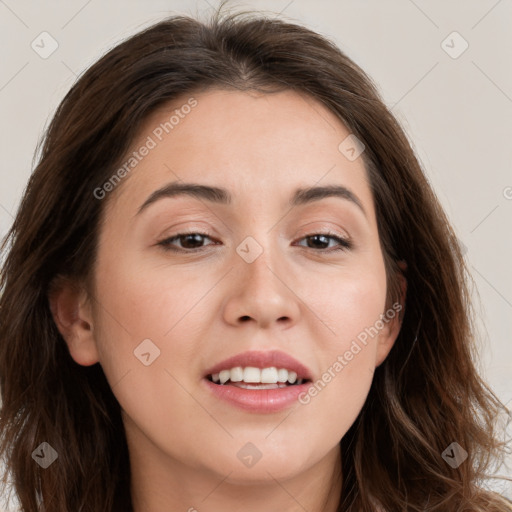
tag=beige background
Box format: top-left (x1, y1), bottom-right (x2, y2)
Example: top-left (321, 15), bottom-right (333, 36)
top-left (0, 0), bottom-right (511, 508)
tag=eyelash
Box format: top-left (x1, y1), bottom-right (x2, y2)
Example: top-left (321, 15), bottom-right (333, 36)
top-left (157, 230), bottom-right (353, 254)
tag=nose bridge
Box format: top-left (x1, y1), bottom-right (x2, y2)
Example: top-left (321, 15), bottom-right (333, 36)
top-left (237, 232), bottom-right (284, 301)
top-left (222, 230), bottom-right (300, 328)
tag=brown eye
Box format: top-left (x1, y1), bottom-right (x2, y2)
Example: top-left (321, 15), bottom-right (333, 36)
top-left (295, 232), bottom-right (352, 252)
top-left (158, 232), bottom-right (216, 252)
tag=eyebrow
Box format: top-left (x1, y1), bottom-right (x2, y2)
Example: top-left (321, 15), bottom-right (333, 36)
top-left (135, 182), bottom-right (366, 217)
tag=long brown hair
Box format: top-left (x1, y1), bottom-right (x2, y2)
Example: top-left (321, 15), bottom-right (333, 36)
top-left (0, 5), bottom-right (510, 511)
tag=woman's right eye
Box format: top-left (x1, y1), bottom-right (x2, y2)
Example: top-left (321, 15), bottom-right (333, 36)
top-left (157, 232), bottom-right (216, 252)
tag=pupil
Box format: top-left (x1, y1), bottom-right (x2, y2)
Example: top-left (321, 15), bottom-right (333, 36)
top-left (181, 234), bottom-right (203, 248)
top-left (309, 234), bottom-right (328, 249)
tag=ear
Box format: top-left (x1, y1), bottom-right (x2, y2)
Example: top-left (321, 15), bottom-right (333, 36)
top-left (48, 276), bottom-right (99, 366)
top-left (375, 260), bottom-right (407, 367)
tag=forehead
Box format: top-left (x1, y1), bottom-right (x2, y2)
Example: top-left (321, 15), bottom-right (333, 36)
top-left (105, 88), bottom-right (374, 219)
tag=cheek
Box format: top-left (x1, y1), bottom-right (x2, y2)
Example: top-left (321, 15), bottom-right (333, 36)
top-left (90, 253), bottom-right (223, 409)
top-left (90, 257), bottom-right (211, 457)
top-left (93, 254), bottom-right (206, 344)
top-left (310, 258), bottom-right (388, 355)
top-left (297, 267), bottom-right (387, 432)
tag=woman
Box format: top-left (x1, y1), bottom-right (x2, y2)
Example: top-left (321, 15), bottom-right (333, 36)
top-left (0, 6), bottom-right (510, 512)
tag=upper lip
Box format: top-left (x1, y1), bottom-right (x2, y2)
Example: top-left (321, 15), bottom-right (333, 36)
top-left (203, 350), bottom-right (313, 381)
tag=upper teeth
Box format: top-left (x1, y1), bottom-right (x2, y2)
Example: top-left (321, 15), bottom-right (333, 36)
top-left (211, 367), bottom-right (300, 385)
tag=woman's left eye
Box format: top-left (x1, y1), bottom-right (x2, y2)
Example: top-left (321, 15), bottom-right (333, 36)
top-left (294, 232), bottom-right (352, 252)
top-left (157, 231), bottom-right (352, 253)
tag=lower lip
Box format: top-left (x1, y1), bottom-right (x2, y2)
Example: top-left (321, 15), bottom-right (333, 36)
top-left (203, 378), bottom-right (312, 413)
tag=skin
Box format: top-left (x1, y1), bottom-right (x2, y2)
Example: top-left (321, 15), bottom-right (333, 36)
top-left (50, 89), bottom-right (405, 511)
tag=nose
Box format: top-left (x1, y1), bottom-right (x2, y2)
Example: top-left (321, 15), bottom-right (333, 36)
top-left (221, 241), bottom-right (301, 330)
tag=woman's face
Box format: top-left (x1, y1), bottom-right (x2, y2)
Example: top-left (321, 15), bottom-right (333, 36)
top-left (64, 89), bottom-right (402, 485)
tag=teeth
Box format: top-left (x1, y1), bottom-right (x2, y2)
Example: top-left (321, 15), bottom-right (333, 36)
top-left (261, 367), bottom-right (278, 384)
top-left (277, 368), bottom-right (288, 383)
top-left (219, 370), bottom-right (230, 384)
top-left (230, 366), bottom-right (243, 382)
top-left (209, 366), bottom-right (304, 385)
top-left (243, 367), bottom-right (261, 383)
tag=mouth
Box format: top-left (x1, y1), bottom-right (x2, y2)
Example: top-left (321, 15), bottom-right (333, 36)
top-left (206, 366), bottom-right (311, 389)
top-left (202, 350), bottom-right (314, 413)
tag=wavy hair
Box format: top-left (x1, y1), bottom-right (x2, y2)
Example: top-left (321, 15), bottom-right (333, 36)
top-left (0, 5), bottom-right (510, 511)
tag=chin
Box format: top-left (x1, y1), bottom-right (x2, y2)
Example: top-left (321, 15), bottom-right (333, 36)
top-left (198, 444), bottom-right (318, 484)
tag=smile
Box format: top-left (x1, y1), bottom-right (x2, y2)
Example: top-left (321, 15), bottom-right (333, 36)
top-left (208, 366), bottom-right (306, 386)
top-left (203, 350), bottom-right (313, 413)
